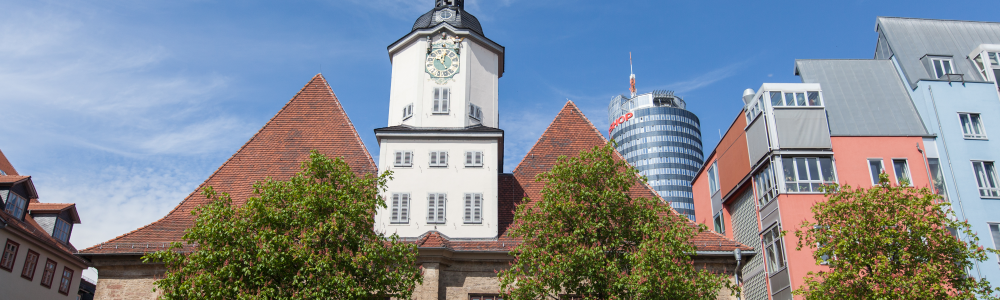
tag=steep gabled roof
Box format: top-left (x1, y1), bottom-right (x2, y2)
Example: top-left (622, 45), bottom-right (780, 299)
top-left (876, 17), bottom-right (1000, 86)
top-left (0, 148), bottom-right (17, 176)
top-left (80, 74), bottom-right (376, 254)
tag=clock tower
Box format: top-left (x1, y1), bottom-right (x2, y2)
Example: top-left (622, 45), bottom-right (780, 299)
top-left (374, 0), bottom-right (505, 239)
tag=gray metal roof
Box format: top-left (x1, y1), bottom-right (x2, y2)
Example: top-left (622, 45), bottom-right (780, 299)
top-left (412, 7), bottom-right (484, 36)
top-left (876, 17), bottom-right (1000, 87)
top-left (795, 59), bottom-right (929, 137)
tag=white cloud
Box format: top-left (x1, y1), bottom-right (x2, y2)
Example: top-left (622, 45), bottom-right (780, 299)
top-left (651, 60), bottom-right (749, 94)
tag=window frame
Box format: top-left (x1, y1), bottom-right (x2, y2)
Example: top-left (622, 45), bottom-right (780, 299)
top-left (767, 90), bottom-right (823, 107)
top-left (707, 162), bottom-right (720, 195)
top-left (932, 58), bottom-right (955, 79)
top-left (54, 218), bottom-right (72, 243)
top-left (464, 151), bottom-right (484, 167)
top-left (468, 103), bottom-right (483, 121)
top-left (958, 112), bottom-right (988, 140)
top-left (469, 294), bottom-right (502, 300)
top-left (4, 192), bottom-right (28, 220)
top-left (393, 151), bottom-right (413, 167)
top-left (763, 225), bottom-right (787, 275)
top-left (754, 163), bottom-right (778, 206)
top-left (21, 249), bottom-right (39, 280)
top-left (432, 87), bottom-right (450, 114)
top-left (868, 158), bottom-right (886, 185)
top-left (429, 151), bottom-right (449, 167)
top-left (402, 103), bottom-right (413, 120)
top-left (1, 239), bottom-right (20, 272)
top-left (58, 266), bottom-right (74, 295)
top-left (463, 193), bottom-right (483, 224)
top-left (989, 223), bottom-right (1000, 268)
top-left (891, 158), bottom-right (913, 186)
top-left (713, 212), bottom-right (725, 234)
top-left (40, 259), bottom-right (57, 288)
top-left (781, 156), bottom-right (837, 193)
top-left (390, 193), bottom-right (411, 224)
top-left (972, 160), bottom-right (1000, 199)
top-left (427, 193), bottom-right (447, 224)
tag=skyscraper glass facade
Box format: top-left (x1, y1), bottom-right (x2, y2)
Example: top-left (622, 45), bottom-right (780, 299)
top-left (608, 91), bottom-right (703, 220)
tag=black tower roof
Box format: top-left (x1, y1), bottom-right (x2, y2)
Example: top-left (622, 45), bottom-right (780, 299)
top-left (411, 0), bottom-right (483, 36)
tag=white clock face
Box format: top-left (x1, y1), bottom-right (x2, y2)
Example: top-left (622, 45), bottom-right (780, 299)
top-left (425, 48), bottom-right (460, 78)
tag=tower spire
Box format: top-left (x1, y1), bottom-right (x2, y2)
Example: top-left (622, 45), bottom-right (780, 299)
top-left (629, 52), bottom-right (637, 98)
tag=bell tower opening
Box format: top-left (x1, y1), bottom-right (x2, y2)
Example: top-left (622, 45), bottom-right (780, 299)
top-left (435, 0), bottom-right (463, 8)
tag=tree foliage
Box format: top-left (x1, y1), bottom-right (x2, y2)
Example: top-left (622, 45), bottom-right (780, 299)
top-left (794, 174), bottom-right (1000, 299)
top-left (498, 143), bottom-right (735, 300)
top-left (143, 151), bottom-right (422, 300)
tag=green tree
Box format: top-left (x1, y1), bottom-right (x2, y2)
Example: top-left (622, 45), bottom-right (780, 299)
top-left (143, 151), bottom-right (422, 300)
top-left (794, 174), bottom-right (1000, 299)
top-left (498, 143), bottom-right (736, 300)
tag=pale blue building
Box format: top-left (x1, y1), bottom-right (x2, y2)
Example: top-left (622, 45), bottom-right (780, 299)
top-left (875, 16), bottom-right (1000, 287)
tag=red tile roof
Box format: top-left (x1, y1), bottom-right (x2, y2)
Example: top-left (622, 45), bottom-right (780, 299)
top-left (80, 74), bottom-right (377, 254)
top-left (0, 148), bottom-right (18, 176)
top-left (0, 175), bottom-right (30, 184)
top-left (27, 203), bottom-right (81, 224)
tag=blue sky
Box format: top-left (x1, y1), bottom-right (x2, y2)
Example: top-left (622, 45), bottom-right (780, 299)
top-left (1, 0), bottom-right (997, 278)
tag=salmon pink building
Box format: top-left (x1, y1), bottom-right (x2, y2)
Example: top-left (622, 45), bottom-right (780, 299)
top-left (692, 59), bottom-right (936, 300)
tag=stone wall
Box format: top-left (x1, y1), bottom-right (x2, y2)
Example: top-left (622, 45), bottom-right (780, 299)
top-left (89, 255), bottom-right (165, 300)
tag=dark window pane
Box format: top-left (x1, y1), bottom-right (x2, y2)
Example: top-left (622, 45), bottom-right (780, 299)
top-left (796, 158), bottom-right (809, 180)
top-left (807, 158), bottom-right (820, 180)
top-left (820, 158), bottom-right (835, 182)
top-left (807, 91), bottom-right (821, 106)
top-left (770, 91), bottom-right (783, 106)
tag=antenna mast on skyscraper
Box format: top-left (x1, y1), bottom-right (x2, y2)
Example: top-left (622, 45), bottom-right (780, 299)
top-left (629, 52), bottom-right (637, 98)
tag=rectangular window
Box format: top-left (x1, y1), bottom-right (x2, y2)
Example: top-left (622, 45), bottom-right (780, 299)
top-left (469, 103), bottom-right (483, 120)
top-left (755, 164), bottom-right (778, 206)
top-left (427, 193), bottom-right (446, 224)
top-left (464, 151), bottom-right (483, 167)
top-left (464, 193), bottom-right (482, 224)
top-left (429, 151), bottom-right (448, 167)
top-left (769, 91), bottom-right (823, 107)
top-left (402, 103), bottom-right (413, 120)
top-left (470, 294), bottom-right (502, 300)
top-left (707, 162), bottom-right (720, 194)
top-left (763, 225), bottom-right (786, 274)
top-left (869, 159), bottom-right (885, 185)
top-left (433, 88), bottom-right (450, 114)
top-left (393, 151), bottom-right (413, 167)
top-left (54, 218), bottom-right (72, 243)
top-left (959, 113), bottom-right (987, 139)
top-left (58, 267), bottom-right (73, 295)
top-left (40, 259), bottom-right (56, 288)
top-left (4, 192), bottom-right (27, 219)
top-left (932, 58), bottom-right (954, 79)
top-left (713, 212), bottom-right (725, 234)
top-left (928, 158), bottom-right (949, 202)
top-left (390, 193), bottom-right (410, 224)
top-left (990, 223), bottom-right (1000, 266)
top-left (782, 157), bottom-right (836, 193)
top-left (972, 161), bottom-right (1000, 198)
top-left (21, 249), bottom-right (39, 280)
top-left (0, 239), bottom-right (19, 271)
top-left (892, 159), bottom-right (912, 186)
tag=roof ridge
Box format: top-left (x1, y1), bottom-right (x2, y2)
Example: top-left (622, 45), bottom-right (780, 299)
top-left (513, 100), bottom-right (605, 174)
top-left (878, 16), bottom-right (1000, 25)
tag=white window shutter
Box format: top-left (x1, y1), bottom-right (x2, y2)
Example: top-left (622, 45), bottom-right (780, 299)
top-left (437, 194), bottom-right (446, 223)
top-left (391, 194), bottom-right (399, 223)
top-left (475, 152), bottom-right (482, 165)
top-left (400, 194), bottom-right (409, 223)
top-left (466, 151), bottom-right (473, 165)
top-left (464, 194), bottom-right (472, 222)
top-left (404, 151), bottom-right (412, 166)
top-left (427, 194), bottom-right (436, 223)
top-left (430, 152), bottom-right (437, 165)
top-left (474, 193), bottom-right (482, 223)
top-left (394, 152), bottom-right (402, 166)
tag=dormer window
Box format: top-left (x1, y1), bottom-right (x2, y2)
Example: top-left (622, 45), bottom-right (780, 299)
top-left (4, 192), bottom-right (27, 220)
top-left (469, 103), bottom-right (483, 121)
top-left (932, 58), bottom-right (954, 79)
top-left (53, 218), bottom-right (72, 243)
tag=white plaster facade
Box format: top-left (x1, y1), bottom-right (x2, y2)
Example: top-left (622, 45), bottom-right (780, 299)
top-left (377, 23), bottom-right (505, 239)
top-left (0, 229), bottom-right (85, 300)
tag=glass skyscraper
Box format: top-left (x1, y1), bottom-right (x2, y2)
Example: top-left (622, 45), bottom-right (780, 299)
top-left (608, 90), bottom-right (703, 220)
